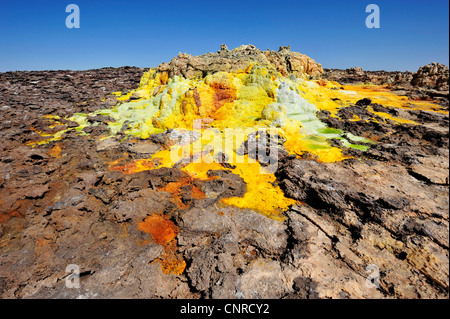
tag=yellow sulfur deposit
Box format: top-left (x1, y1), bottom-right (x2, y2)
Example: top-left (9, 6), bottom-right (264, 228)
top-left (182, 156), bottom-right (297, 222)
top-left (31, 63), bottom-right (447, 220)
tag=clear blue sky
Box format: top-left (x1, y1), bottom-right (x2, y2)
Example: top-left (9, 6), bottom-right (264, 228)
top-left (0, 0), bottom-right (448, 72)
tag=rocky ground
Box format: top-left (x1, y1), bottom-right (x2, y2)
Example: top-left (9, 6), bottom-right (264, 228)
top-left (323, 63), bottom-right (449, 108)
top-left (0, 48), bottom-right (448, 299)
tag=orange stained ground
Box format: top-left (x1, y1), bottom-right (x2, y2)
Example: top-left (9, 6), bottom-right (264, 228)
top-left (138, 214), bottom-right (179, 246)
top-left (0, 209), bottom-right (24, 224)
top-left (158, 176), bottom-right (207, 209)
top-left (158, 242), bottom-right (187, 275)
top-left (48, 144), bottom-right (62, 158)
top-left (137, 214), bottom-right (186, 275)
top-left (109, 158), bottom-right (156, 174)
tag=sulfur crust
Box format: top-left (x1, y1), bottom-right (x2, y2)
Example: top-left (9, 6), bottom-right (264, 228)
top-left (31, 65), bottom-right (448, 220)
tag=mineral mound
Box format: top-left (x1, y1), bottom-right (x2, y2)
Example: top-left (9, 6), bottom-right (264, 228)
top-left (0, 45), bottom-right (448, 299)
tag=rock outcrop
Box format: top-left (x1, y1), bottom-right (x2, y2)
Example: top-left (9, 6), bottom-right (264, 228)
top-left (157, 44), bottom-right (324, 79)
top-left (411, 62), bottom-right (449, 91)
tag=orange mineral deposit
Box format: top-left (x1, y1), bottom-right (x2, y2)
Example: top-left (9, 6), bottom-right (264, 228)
top-left (137, 214), bottom-right (179, 246)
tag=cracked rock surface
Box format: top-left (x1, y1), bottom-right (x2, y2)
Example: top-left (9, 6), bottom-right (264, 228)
top-left (0, 60), bottom-right (448, 299)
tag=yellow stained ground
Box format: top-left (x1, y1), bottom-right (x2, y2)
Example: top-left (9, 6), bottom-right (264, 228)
top-left (29, 65), bottom-right (448, 220)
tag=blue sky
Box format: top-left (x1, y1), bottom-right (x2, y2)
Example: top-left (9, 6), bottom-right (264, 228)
top-left (0, 0), bottom-right (448, 72)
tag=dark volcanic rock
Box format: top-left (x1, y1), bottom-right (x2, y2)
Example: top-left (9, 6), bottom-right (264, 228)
top-left (276, 157), bottom-right (449, 296)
